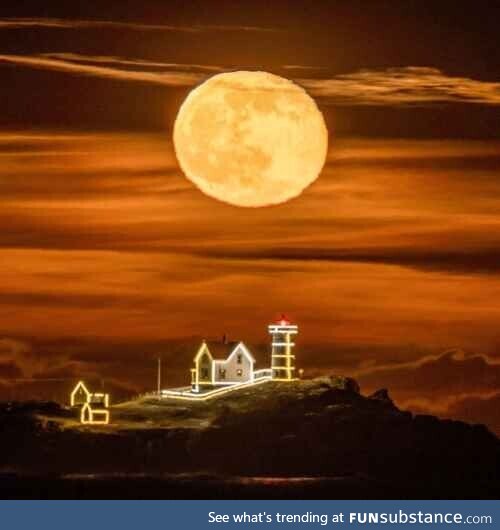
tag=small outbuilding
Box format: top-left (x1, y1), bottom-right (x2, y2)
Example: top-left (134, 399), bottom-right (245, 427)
top-left (80, 402), bottom-right (110, 425)
top-left (69, 381), bottom-right (111, 424)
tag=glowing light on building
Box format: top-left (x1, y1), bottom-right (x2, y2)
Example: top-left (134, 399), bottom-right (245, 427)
top-left (70, 381), bottom-right (111, 425)
top-left (269, 315), bottom-right (298, 381)
top-left (70, 380), bottom-right (90, 407)
top-left (80, 402), bottom-right (110, 425)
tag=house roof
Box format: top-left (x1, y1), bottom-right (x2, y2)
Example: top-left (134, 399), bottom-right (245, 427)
top-left (205, 341), bottom-right (240, 360)
top-left (72, 381), bottom-right (90, 395)
top-left (70, 380), bottom-right (91, 406)
top-left (211, 341), bottom-right (256, 363)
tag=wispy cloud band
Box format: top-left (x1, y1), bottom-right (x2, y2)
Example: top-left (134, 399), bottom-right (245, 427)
top-left (41, 53), bottom-right (225, 73)
top-left (0, 53), bottom-right (499, 106)
top-left (0, 53), bottom-right (204, 87)
top-left (0, 17), bottom-right (280, 33)
top-left (300, 67), bottom-right (500, 105)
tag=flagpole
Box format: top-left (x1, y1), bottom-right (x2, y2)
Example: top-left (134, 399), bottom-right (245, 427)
top-left (157, 356), bottom-right (161, 396)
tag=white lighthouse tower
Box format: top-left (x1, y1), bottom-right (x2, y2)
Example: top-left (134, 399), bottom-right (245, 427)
top-left (268, 315), bottom-right (298, 381)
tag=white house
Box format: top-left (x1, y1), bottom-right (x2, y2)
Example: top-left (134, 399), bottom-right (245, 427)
top-left (191, 340), bottom-right (255, 393)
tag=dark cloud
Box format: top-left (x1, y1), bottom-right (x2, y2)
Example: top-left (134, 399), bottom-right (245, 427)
top-left (0, 291), bottom-right (160, 310)
top-left (191, 246), bottom-right (500, 275)
top-left (0, 337), bottom-right (32, 358)
top-left (357, 350), bottom-right (500, 396)
top-left (402, 391), bottom-right (500, 437)
top-left (357, 350), bottom-right (500, 435)
top-left (0, 334), bottom-right (150, 402)
top-left (0, 361), bottom-right (23, 379)
top-left (447, 392), bottom-right (500, 436)
top-left (3, 219), bottom-right (499, 274)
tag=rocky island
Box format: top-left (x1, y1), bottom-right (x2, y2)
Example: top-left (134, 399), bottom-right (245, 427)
top-left (1, 376), bottom-right (498, 499)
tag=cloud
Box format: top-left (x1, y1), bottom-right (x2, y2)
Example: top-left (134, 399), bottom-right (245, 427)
top-left (188, 246), bottom-right (500, 275)
top-left (357, 349), bottom-right (500, 395)
top-left (0, 17), bottom-right (279, 33)
top-left (0, 361), bottom-right (23, 379)
top-left (300, 67), bottom-right (500, 106)
top-left (41, 53), bottom-right (225, 74)
top-left (0, 337), bottom-right (32, 358)
top-left (0, 333), bottom-right (191, 402)
top-left (403, 391), bottom-right (500, 437)
top-left (357, 350), bottom-right (500, 435)
top-left (446, 392), bottom-right (500, 436)
top-left (0, 338), bottom-right (32, 379)
top-left (1, 53), bottom-right (499, 106)
top-left (0, 53), bottom-right (204, 87)
top-left (0, 292), bottom-right (160, 310)
top-left (0, 337), bottom-right (90, 384)
top-left (0, 334), bottom-right (140, 402)
top-left (355, 349), bottom-right (500, 436)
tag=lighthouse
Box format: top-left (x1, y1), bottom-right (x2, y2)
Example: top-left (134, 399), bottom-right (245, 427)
top-left (268, 315), bottom-right (298, 381)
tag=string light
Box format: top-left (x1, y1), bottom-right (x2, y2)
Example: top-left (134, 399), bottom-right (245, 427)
top-left (70, 380), bottom-right (111, 425)
top-left (80, 402), bottom-right (110, 425)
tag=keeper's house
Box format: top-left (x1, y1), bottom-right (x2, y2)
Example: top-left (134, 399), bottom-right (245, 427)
top-left (191, 339), bottom-right (255, 393)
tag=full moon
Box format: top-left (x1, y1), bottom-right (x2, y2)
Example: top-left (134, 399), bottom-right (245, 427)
top-left (173, 71), bottom-right (328, 207)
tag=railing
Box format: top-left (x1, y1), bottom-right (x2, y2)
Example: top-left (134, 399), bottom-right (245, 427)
top-left (254, 368), bottom-right (272, 380)
top-left (159, 377), bottom-right (272, 401)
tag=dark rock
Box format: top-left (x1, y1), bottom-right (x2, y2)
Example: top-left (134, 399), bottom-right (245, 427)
top-left (343, 377), bottom-right (361, 394)
top-left (321, 375), bottom-right (360, 393)
top-left (0, 377), bottom-right (498, 499)
top-left (369, 388), bottom-right (394, 405)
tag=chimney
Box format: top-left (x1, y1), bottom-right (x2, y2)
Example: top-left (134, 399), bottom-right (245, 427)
top-left (222, 333), bottom-right (228, 344)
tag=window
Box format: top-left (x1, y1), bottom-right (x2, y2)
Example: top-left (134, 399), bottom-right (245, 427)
top-left (201, 368), bottom-right (209, 379)
top-left (219, 368), bottom-right (226, 380)
top-left (237, 354), bottom-right (242, 364)
top-left (236, 369), bottom-right (243, 377)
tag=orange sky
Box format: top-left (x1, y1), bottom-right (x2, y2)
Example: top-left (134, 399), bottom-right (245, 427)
top-left (1, 131), bottom-right (499, 433)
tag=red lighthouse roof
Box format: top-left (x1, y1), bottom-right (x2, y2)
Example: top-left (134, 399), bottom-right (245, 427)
top-left (276, 314), bottom-right (291, 326)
